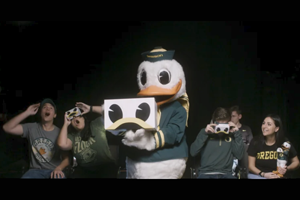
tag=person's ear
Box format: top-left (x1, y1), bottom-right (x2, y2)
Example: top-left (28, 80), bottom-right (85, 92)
top-left (275, 127), bottom-right (279, 133)
top-left (238, 114), bottom-right (242, 120)
top-left (54, 113), bottom-right (57, 118)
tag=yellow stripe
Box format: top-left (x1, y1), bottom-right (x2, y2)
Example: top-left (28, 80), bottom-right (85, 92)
top-left (177, 93), bottom-right (189, 127)
top-left (150, 48), bottom-right (167, 52)
top-left (107, 117), bottom-right (153, 130)
top-left (153, 108), bottom-right (162, 149)
top-left (154, 132), bottom-right (159, 149)
top-left (159, 130), bottom-right (165, 148)
top-left (215, 131), bottom-right (229, 134)
top-left (157, 108), bottom-right (161, 128)
top-left (118, 131), bottom-right (126, 136)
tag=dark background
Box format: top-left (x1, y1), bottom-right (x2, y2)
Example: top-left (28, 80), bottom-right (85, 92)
top-left (0, 21), bottom-right (299, 178)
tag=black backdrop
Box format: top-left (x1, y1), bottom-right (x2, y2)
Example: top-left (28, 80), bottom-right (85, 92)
top-left (1, 21), bottom-right (299, 177)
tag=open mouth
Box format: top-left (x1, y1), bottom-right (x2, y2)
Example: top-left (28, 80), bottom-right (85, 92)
top-left (75, 119), bottom-right (80, 124)
top-left (45, 112), bottom-right (50, 117)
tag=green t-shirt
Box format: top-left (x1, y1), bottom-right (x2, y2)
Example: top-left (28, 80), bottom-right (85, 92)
top-left (68, 116), bottom-right (115, 171)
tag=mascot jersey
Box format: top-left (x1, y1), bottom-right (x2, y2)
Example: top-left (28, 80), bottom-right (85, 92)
top-left (120, 46), bottom-right (190, 178)
top-left (123, 99), bottom-right (188, 162)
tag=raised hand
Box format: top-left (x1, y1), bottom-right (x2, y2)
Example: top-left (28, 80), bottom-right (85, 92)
top-left (205, 123), bottom-right (217, 133)
top-left (75, 102), bottom-right (90, 115)
top-left (64, 112), bottom-right (71, 126)
top-left (26, 103), bottom-right (40, 116)
top-left (228, 121), bottom-right (239, 132)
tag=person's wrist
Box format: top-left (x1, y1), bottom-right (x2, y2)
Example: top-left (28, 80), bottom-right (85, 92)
top-left (24, 110), bottom-right (31, 116)
top-left (259, 171), bottom-right (264, 177)
top-left (89, 105), bottom-right (93, 113)
top-left (55, 167), bottom-right (62, 171)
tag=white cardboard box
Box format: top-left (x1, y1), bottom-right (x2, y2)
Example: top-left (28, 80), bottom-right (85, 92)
top-left (104, 97), bottom-right (157, 131)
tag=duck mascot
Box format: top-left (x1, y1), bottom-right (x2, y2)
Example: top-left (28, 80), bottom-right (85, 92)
top-left (121, 46), bottom-right (190, 179)
top-left (272, 141), bottom-right (291, 178)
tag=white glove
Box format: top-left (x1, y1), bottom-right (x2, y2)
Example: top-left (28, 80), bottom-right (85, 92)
top-left (122, 128), bottom-right (155, 151)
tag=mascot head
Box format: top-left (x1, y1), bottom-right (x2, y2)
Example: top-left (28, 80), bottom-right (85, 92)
top-left (277, 147), bottom-right (283, 153)
top-left (136, 46), bottom-right (186, 106)
top-left (282, 141), bottom-right (291, 150)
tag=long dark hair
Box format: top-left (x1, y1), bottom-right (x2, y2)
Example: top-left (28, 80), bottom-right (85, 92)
top-left (68, 115), bottom-right (95, 141)
top-left (256, 113), bottom-right (286, 147)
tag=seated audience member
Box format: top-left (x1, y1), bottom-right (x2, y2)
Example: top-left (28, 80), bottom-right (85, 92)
top-left (190, 107), bottom-right (244, 179)
top-left (2, 98), bottom-right (69, 178)
top-left (247, 114), bottom-right (299, 179)
top-left (57, 102), bottom-right (121, 178)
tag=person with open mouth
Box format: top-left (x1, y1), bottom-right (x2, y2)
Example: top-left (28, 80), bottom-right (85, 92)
top-left (2, 98), bottom-right (70, 179)
top-left (57, 102), bottom-right (121, 178)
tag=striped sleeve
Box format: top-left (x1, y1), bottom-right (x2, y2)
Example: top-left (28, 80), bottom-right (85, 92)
top-left (153, 105), bottom-right (187, 149)
top-left (154, 128), bottom-right (165, 148)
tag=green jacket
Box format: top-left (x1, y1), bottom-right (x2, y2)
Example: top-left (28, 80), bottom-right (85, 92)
top-left (124, 100), bottom-right (189, 162)
top-left (190, 128), bottom-right (244, 174)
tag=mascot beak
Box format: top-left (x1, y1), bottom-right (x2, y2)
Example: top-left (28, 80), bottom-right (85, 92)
top-left (215, 131), bottom-right (229, 135)
top-left (107, 118), bottom-right (153, 130)
top-left (137, 80), bottom-right (182, 106)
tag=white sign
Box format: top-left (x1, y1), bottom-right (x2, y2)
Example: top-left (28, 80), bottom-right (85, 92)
top-left (104, 97), bottom-right (157, 131)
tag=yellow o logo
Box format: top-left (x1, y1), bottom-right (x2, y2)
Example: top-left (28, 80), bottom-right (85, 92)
top-left (225, 137), bottom-right (232, 142)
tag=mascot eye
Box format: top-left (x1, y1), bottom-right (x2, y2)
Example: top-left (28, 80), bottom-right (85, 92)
top-left (224, 128), bottom-right (228, 132)
top-left (108, 104), bottom-right (123, 123)
top-left (216, 128), bottom-right (220, 132)
top-left (140, 69), bottom-right (147, 86)
top-left (158, 69), bottom-right (171, 85)
top-left (136, 102), bottom-right (150, 122)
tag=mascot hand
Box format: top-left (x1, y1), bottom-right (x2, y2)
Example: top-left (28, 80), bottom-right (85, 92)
top-left (122, 129), bottom-right (155, 151)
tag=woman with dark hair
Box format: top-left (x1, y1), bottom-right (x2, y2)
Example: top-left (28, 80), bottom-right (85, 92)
top-left (247, 114), bottom-right (299, 179)
top-left (57, 102), bottom-right (121, 178)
